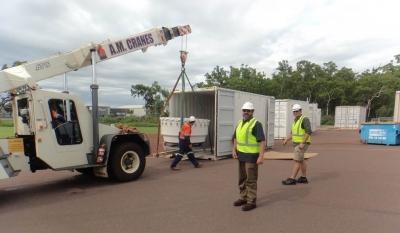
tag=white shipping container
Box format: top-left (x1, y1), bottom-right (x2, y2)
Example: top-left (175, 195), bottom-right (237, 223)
top-left (274, 99), bottom-right (310, 139)
top-left (308, 103), bottom-right (318, 132)
top-left (394, 91), bottom-right (400, 122)
top-left (167, 87), bottom-right (275, 160)
top-left (334, 106), bottom-right (367, 129)
top-left (317, 109), bottom-right (321, 126)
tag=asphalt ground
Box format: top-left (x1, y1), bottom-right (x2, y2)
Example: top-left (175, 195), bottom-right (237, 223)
top-left (0, 130), bottom-right (399, 233)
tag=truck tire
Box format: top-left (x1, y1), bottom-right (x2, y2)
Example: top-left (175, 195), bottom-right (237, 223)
top-left (107, 143), bottom-right (146, 182)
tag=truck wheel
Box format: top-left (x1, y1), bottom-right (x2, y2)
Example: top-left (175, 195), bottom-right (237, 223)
top-left (107, 143), bottom-right (146, 182)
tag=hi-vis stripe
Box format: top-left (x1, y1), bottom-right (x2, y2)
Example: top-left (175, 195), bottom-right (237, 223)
top-left (293, 116), bottom-right (305, 136)
top-left (237, 118), bottom-right (259, 147)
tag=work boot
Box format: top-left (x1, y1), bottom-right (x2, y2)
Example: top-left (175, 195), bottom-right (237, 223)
top-left (233, 199), bottom-right (247, 206)
top-left (170, 167), bottom-right (180, 171)
top-left (195, 163), bottom-right (203, 168)
top-left (242, 203), bottom-right (257, 211)
top-left (282, 178), bottom-right (297, 185)
top-left (297, 176), bottom-right (308, 184)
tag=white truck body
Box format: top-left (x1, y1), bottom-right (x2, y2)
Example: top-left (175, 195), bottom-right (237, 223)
top-left (0, 25), bottom-right (192, 181)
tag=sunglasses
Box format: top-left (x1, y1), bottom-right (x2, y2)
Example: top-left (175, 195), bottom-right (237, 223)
top-left (242, 109), bottom-right (252, 113)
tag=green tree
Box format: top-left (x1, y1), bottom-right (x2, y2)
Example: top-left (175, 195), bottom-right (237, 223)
top-left (3, 103), bottom-right (12, 113)
top-left (130, 81), bottom-right (169, 115)
top-left (12, 61), bottom-right (27, 67)
top-left (270, 60), bottom-right (293, 98)
top-left (394, 54), bottom-right (400, 64)
top-left (354, 72), bottom-right (394, 119)
top-left (292, 60), bottom-right (323, 102)
top-left (316, 62), bottom-right (353, 116)
top-left (196, 54), bottom-right (400, 121)
top-left (202, 65), bottom-right (230, 88)
top-left (200, 64), bottom-right (271, 95)
top-left (227, 64), bottom-right (269, 94)
top-left (334, 67), bottom-right (357, 106)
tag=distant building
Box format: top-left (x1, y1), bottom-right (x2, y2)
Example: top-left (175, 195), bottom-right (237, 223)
top-left (110, 108), bottom-right (129, 116)
top-left (86, 106), bottom-right (111, 117)
top-left (116, 105), bottom-right (146, 117)
top-left (85, 105), bottom-right (146, 117)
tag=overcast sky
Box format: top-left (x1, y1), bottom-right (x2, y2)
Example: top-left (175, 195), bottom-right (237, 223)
top-left (1, 0), bottom-right (399, 107)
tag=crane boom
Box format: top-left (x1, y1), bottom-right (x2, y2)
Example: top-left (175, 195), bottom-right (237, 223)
top-left (0, 25), bottom-right (191, 93)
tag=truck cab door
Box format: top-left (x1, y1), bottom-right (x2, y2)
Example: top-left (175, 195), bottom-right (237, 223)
top-left (33, 91), bottom-right (89, 169)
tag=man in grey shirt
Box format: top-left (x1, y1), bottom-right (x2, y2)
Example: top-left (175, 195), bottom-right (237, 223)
top-left (282, 104), bottom-right (312, 185)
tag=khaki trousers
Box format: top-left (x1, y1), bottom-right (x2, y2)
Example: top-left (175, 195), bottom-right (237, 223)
top-left (238, 161), bottom-right (258, 204)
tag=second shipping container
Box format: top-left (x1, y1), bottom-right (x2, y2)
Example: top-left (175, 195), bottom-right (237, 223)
top-left (274, 99), bottom-right (312, 139)
top-left (334, 106), bottom-right (366, 129)
top-left (166, 87), bottom-right (275, 160)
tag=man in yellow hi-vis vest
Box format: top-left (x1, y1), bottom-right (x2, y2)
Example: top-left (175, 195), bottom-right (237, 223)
top-left (282, 104), bottom-right (312, 185)
top-left (232, 102), bottom-right (265, 211)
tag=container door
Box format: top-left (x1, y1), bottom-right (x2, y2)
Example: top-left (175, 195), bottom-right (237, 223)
top-left (348, 106), bottom-right (359, 129)
top-left (360, 107), bottom-right (367, 125)
top-left (266, 98), bottom-right (275, 148)
top-left (334, 106), bottom-right (346, 128)
top-left (394, 91), bottom-right (400, 122)
top-left (309, 103), bottom-right (318, 132)
top-left (216, 90), bottom-right (235, 158)
top-left (274, 101), bottom-right (289, 139)
top-left (317, 109), bottom-right (321, 126)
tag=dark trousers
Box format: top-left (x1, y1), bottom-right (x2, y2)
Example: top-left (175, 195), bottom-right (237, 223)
top-left (170, 152), bottom-right (199, 168)
top-left (170, 140), bottom-right (199, 167)
top-left (238, 161), bottom-right (258, 204)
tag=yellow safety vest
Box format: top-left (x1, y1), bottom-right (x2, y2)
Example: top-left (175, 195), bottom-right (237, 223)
top-left (236, 118), bottom-right (260, 153)
top-left (292, 115), bottom-right (311, 143)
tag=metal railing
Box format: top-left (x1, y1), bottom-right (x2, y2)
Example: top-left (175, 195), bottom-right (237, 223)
top-left (371, 117), bottom-right (393, 122)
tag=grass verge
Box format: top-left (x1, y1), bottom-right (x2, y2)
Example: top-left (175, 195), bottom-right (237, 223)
top-left (0, 127), bottom-right (14, 138)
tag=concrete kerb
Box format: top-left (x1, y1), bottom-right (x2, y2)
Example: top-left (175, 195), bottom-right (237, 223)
top-left (317, 126), bottom-right (359, 131)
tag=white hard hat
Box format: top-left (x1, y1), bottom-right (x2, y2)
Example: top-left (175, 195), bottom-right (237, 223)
top-left (292, 104), bottom-right (302, 111)
top-left (189, 116), bottom-right (196, 122)
top-left (241, 102), bottom-right (254, 110)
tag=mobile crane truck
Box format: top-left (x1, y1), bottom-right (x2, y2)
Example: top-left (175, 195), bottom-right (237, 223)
top-left (0, 25), bottom-right (191, 182)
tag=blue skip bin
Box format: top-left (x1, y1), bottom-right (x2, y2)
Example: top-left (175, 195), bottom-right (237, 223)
top-left (359, 123), bottom-right (400, 146)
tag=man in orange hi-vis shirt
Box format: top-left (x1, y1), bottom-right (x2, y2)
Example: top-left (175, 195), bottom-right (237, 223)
top-left (170, 116), bottom-right (203, 170)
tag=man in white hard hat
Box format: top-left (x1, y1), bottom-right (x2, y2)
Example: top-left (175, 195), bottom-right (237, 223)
top-left (170, 116), bottom-right (203, 170)
top-left (232, 102), bottom-right (266, 211)
top-left (282, 104), bottom-right (312, 185)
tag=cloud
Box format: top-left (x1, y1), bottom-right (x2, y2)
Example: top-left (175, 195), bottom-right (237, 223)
top-left (1, 0), bottom-right (400, 107)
